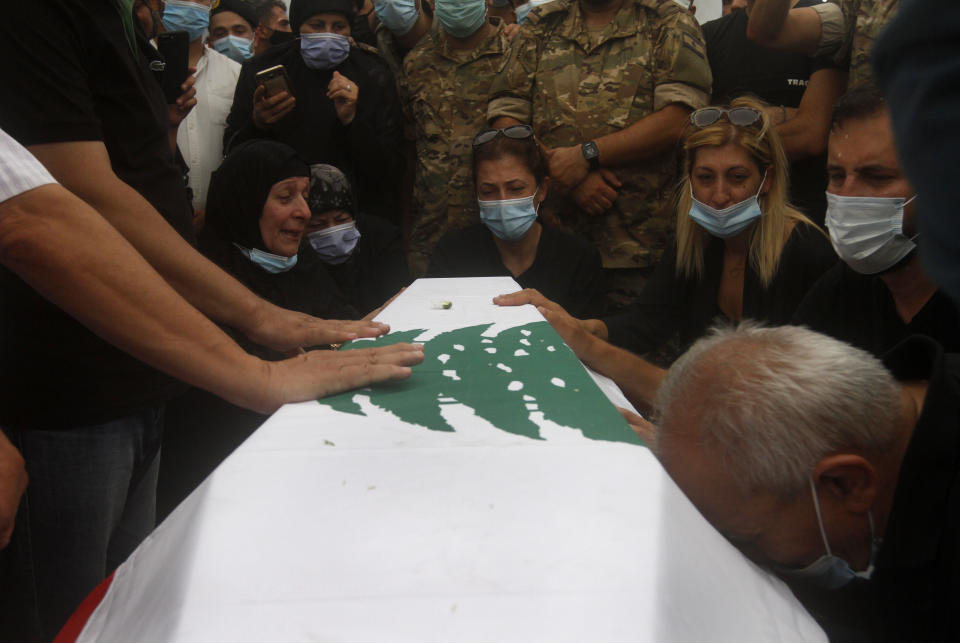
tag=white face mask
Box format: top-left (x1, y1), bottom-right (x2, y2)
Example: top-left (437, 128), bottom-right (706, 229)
top-left (774, 477), bottom-right (880, 589)
top-left (825, 192), bottom-right (919, 275)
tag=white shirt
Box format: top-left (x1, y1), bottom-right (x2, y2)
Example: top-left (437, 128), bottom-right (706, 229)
top-left (176, 46), bottom-right (241, 213)
top-left (0, 128), bottom-right (56, 204)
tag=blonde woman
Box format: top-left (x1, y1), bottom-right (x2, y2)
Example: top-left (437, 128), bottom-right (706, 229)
top-left (495, 97), bottom-right (837, 413)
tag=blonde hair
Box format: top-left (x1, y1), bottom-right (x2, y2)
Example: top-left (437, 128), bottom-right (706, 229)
top-left (675, 96), bottom-right (817, 287)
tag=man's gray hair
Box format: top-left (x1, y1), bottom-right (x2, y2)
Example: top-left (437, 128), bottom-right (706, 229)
top-left (654, 323), bottom-right (903, 497)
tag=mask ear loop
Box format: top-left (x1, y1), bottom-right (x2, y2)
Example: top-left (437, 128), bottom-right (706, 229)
top-left (755, 169), bottom-right (769, 198)
top-left (901, 194), bottom-right (920, 243)
top-left (809, 476), bottom-right (834, 556)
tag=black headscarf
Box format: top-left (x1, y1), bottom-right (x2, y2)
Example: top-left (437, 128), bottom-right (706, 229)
top-left (308, 163), bottom-right (357, 216)
top-left (211, 0), bottom-right (260, 29)
top-left (290, 0), bottom-right (356, 33)
top-left (205, 139), bottom-right (309, 252)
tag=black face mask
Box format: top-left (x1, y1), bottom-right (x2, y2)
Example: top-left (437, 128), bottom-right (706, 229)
top-left (268, 29), bottom-right (297, 46)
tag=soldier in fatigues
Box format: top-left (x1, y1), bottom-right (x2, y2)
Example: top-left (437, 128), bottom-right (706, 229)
top-left (402, 0), bottom-right (513, 276)
top-left (488, 0), bottom-right (711, 312)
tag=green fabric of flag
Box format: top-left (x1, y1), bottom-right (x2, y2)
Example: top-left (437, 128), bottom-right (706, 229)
top-left (113, 0), bottom-right (139, 56)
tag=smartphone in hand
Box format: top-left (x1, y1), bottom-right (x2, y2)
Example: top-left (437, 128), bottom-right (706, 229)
top-left (256, 65), bottom-right (294, 99)
top-left (157, 30), bottom-right (190, 104)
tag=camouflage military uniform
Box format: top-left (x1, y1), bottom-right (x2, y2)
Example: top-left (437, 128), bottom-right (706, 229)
top-left (402, 19), bottom-right (512, 276)
top-left (487, 0), bottom-right (711, 277)
top-left (837, 0), bottom-right (899, 89)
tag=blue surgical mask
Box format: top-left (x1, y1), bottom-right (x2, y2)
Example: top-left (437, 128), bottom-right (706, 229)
top-left (478, 189), bottom-right (539, 242)
top-left (775, 477), bottom-right (880, 590)
top-left (825, 192), bottom-right (918, 275)
top-left (300, 32), bottom-right (351, 70)
top-left (373, 0), bottom-right (420, 36)
top-left (234, 243), bottom-right (299, 273)
top-left (514, 2), bottom-right (532, 23)
top-left (435, 0), bottom-right (487, 38)
top-left (162, 0), bottom-right (210, 42)
top-left (688, 172), bottom-right (766, 239)
top-left (308, 221), bottom-right (361, 264)
top-left (212, 34), bottom-right (254, 63)
top-left (515, 0), bottom-right (550, 24)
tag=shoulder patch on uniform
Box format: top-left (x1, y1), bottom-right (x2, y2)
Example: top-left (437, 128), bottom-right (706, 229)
top-left (680, 31), bottom-right (705, 60)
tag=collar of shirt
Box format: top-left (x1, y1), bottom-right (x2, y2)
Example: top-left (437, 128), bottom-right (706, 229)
top-left (557, 0), bottom-right (643, 53)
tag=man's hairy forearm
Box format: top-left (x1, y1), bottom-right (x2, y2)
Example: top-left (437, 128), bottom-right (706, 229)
top-left (0, 184), bottom-right (273, 411)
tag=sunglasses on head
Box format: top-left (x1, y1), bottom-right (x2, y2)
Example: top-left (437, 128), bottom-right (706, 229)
top-left (690, 107), bottom-right (763, 128)
top-left (472, 125), bottom-right (535, 149)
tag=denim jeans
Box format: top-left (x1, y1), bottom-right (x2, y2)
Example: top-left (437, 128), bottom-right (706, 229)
top-left (0, 404), bottom-right (164, 642)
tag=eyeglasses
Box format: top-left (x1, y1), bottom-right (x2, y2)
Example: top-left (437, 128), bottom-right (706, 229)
top-left (690, 107), bottom-right (763, 128)
top-left (472, 125), bottom-right (535, 149)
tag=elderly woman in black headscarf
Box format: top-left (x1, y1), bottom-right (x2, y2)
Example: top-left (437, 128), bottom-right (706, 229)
top-left (201, 140), bottom-right (357, 358)
top-left (305, 163), bottom-right (410, 315)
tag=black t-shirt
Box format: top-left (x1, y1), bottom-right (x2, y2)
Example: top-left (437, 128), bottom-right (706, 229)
top-left (703, 3), bottom-right (842, 224)
top-left (0, 0), bottom-right (195, 430)
top-left (605, 223), bottom-right (837, 361)
top-left (787, 337), bottom-right (960, 643)
top-left (874, 336), bottom-right (960, 642)
top-left (793, 261), bottom-right (960, 356)
top-left (224, 41), bottom-right (405, 223)
top-left (319, 214), bottom-right (411, 317)
top-left (426, 223), bottom-right (605, 318)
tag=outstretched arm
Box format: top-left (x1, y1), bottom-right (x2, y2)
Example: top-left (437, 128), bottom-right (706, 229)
top-left (0, 182), bottom-right (423, 414)
top-left (494, 289), bottom-right (666, 412)
top-left (27, 141), bottom-right (389, 351)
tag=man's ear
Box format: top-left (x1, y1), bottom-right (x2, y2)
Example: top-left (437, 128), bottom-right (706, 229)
top-left (813, 454), bottom-right (877, 513)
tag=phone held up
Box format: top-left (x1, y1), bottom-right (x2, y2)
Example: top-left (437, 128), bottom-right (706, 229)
top-left (157, 30), bottom-right (190, 104)
top-left (256, 65), bottom-right (294, 99)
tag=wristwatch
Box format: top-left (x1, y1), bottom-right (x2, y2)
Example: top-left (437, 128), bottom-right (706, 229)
top-left (581, 140), bottom-right (600, 170)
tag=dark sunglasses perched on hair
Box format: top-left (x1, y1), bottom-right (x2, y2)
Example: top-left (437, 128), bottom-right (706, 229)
top-left (472, 125), bottom-right (535, 149)
top-left (690, 107), bottom-right (763, 128)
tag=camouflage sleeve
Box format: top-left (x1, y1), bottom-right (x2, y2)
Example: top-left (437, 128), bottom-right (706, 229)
top-left (486, 27), bottom-right (539, 124)
top-left (833, 0), bottom-right (860, 72)
top-left (811, 1), bottom-right (845, 57)
top-left (651, 10), bottom-right (712, 112)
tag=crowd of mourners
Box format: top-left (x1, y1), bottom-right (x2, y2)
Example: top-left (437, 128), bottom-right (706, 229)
top-left (0, 0), bottom-right (958, 640)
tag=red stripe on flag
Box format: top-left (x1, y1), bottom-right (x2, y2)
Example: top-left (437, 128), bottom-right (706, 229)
top-left (54, 571), bottom-right (115, 643)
